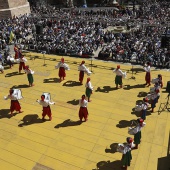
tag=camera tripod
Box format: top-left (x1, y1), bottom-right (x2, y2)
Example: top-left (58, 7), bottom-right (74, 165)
top-left (158, 94), bottom-right (170, 115)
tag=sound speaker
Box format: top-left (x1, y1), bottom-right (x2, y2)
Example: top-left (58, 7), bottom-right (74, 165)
top-left (161, 34), bottom-right (170, 48)
top-left (36, 25), bottom-right (43, 34)
top-left (166, 81), bottom-right (170, 93)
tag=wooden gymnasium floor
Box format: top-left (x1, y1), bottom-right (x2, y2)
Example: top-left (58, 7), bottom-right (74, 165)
top-left (0, 53), bottom-right (170, 170)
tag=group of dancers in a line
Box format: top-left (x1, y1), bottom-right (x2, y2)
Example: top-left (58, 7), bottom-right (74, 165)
top-left (2, 54), bottom-right (164, 169)
top-left (115, 62), bottom-right (163, 169)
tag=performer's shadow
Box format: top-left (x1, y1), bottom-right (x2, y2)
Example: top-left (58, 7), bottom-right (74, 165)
top-left (67, 99), bottom-right (79, 105)
top-left (11, 84), bottom-right (30, 88)
top-left (116, 119), bottom-right (136, 128)
top-left (124, 84), bottom-right (145, 90)
top-left (0, 109), bottom-right (13, 119)
top-left (5, 72), bottom-right (24, 77)
top-left (95, 86), bottom-right (118, 93)
top-left (92, 160), bottom-right (122, 170)
top-left (137, 91), bottom-right (148, 97)
top-left (63, 81), bottom-right (81, 87)
top-left (54, 119), bottom-right (82, 128)
top-left (105, 143), bottom-right (119, 154)
top-left (43, 78), bottom-right (60, 83)
top-left (130, 68), bottom-right (145, 74)
top-left (18, 114), bottom-right (44, 127)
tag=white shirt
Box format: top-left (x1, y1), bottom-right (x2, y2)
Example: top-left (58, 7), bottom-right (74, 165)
top-left (113, 69), bottom-right (124, 76)
top-left (141, 102), bottom-right (149, 110)
top-left (20, 57), bottom-right (27, 63)
top-left (4, 94), bottom-right (18, 100)
top-left (78, 64), bottom-right (87, 72)
top-left (25, 69), bottom-right (34, 75)
top-left (132, 122), bottom-right (146, 134)
top-left (144, 65), bottom-right (150, 73)
top-left (85, 81), bottom-right (93, 90)
top-left (37, 100), bottom-right (55, 107)
top-left (79, 99), bottom-right (88, 107)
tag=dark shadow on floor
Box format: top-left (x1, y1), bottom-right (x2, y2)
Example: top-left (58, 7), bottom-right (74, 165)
top-left (137, 91), bottom-right (148, 97)
top-left (18, 114), bottom-right (44, 127)
top-left (95, 86), bottom-right (118, 93)
top-left (0, 109), bottom-right (12, 119)
top-left (63, 81), bottom-right (81, 87)
top-left (130, 67), bottom-right (145, 74)
top-left (67, 99), bottom-right (79, 105)
top-left (92, 160), bottom-right (122, 170)
top-left (157, 132), bottom-right (170, 170)
top-left (54, 119), bottom-right (82, 128)
top-left (11, 84), bottom-right (30, 88)
top-left (124, 84), bottom-right (146, 90)
top-left (116, 119), bottom-right (136, 128)
top-left (43, 78), bottom-right (60, 83)
top-left (105, 143), bottom-right (119, 154)
top-left (5, 72), bottom-right (24, 77)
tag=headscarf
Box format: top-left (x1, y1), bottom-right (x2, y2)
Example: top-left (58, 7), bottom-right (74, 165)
top-left (117, 65), bottom-right (120, 70)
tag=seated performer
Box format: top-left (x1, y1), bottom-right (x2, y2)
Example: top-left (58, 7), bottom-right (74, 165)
top-left (140, 98), bottom-right (149, 120)
top-left (85, 77), bottom-right (93, 102)
top-left (79, 94), bottom-right (88, 122)
top-left (19, 55), bottom-right (27, 73)
top-left (78, 61), bottom-right (91, 85)
top-left (4, 89), bottom-right (23, 115)
top-left (55, 58), bottom-right (70, 82)
top-left (113, 65), bottom-right (126, 88)
top-left (158, 74), bottom-right (163, 88)
top-left (24, 65), bottom-right (34, 87)
top-left (36, 95), bottom-right (55, 121)
top-left (128, 118), bottom-right (146, 149)
top-left (151, 89), bottom-right (160, 112)
top-left (143, 62), bottom-right (151, 86)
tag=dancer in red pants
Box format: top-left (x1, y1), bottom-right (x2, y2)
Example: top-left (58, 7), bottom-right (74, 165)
top-left (36, 95), bottom-right (55, 121)
top-left (79, 94), bottom-right (88, 122)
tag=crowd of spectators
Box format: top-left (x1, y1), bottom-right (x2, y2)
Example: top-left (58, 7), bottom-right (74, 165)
top-left (0, 0), bottom-right (170, 68)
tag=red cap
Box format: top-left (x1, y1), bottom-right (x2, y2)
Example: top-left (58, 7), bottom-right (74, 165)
top-left (126, 137), bottom-right (133, 143)
top-left (81, 61), bottom-right (85, 65)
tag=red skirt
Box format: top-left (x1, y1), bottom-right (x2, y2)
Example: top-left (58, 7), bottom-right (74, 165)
top-left (79, 107), bottom-right (88, 120)
top-left (42, 106), bottom-right (52, 118)
top-left (59, 67), bottom-right (66, 78)
top-left (10, 100), bottom-right (21, 112)
top-left (79, 71), bottom-right (84, 82)
top-left (145, 72), bottom-right (151, 84)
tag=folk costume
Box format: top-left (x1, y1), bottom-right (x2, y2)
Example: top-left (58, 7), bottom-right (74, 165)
top-left (113, 65), bottom-right (126, 88)
top-left (120, 137), bottom-right (134, 170)
top-left (79, 95), bottom-right (88, 122)
top-left (140, 98), bottom-right (149, 120)
top-left (150, 88), bottom-right (160, 112)
top-left (6, 54), bottom-right (14, 68)
top-left (85, 77), bottom-right (93, 102)
top-left (19, 55), bottom-right (27, 73)
top-left (78, 61), bottom-right (91, 85)
top-left (131, 118), bottom-right (146, 149)
top-left (158, 74), bottom-right (163, 88)
top-left (24, 66), bottom-right (34, 86)
top-left (14, 44), bottom-right (18, 59)
top-left (143, 62), bottom-right (151, 86)
top-left (36, 95), bottom-right (55, 121)
top-left (4, 89), bottom-right (23, 114)
top-left (55, 58), bottom-right (70, 82)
